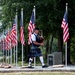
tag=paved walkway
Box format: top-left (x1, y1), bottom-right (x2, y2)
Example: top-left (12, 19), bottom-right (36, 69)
top-left (0, 65), bottom-right (75, 72)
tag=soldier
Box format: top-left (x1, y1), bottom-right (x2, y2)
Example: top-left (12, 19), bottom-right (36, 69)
top-left (28, 27), bottom-right (48, 68)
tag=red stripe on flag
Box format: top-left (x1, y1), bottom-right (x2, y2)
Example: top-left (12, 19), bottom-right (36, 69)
top-left (20, 26), bottom-right (25, 45)
top-left (61, 16), bottom-right (69, 42)
top-left (11, 24), bottom-right (17, 47)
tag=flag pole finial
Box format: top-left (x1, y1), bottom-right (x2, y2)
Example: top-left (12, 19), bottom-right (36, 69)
top-left (21, 8), bottom-right (23, 11)
top-left (66, 3), bottom-right (68, 6)
top-left (66, 3), bottom-right (68, 9)
top-left (34, 5), bottom-right (35, 8)
top-left (66, 3), bottom-right (68, 12)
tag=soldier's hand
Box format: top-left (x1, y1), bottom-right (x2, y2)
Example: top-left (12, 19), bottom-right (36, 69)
top-left (40, 42), bottom-right (44, 46)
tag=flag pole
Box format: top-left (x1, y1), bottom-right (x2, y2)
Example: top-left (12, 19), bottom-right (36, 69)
top-left (14, 46), bottom-right (15, 65)
top-left (10, 41), bottom-right (12, 65)
top-left (22, 41), bottom-right (23, 67)
top-left (65, 42), bottom-right (67, 66)
top-left (33, 5), bottom-right (36, 67)
top-left (3, 30), bottom-right (4, 63)
top-left (34, 5), bottom-right (36, 23)
top-left (2, 38), bottom-right (4, 63)
top-left (6, 49), bottom-right (7, 63)
top-left (8, 28), bottom-right (10, 64)
top-left (65, 3), bottom-right (68, 67)
top-left (21, 8), bottom-right (24, 67)
top-left (9, 22), bottom-right (12, 65)
top-left (16, 9), bottom-right (18, 67)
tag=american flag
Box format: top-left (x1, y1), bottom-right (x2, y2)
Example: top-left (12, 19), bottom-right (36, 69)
top-left (61, 11), bottom-right (69, 42)
top-left (20, 14), bottom-right (25, 45)
top-left (5, 31), bottom-right (11, 50)
top-left (28, 7), bottom-right (36, 44)
top-left (11, 17), bottom-right (17, 47)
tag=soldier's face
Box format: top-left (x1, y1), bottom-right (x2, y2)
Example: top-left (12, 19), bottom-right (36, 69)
top-left (35, 30), bottom-right (39, 34)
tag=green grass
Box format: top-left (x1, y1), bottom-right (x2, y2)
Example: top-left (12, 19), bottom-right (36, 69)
top-left (0, 72), bottom-right (75, 75)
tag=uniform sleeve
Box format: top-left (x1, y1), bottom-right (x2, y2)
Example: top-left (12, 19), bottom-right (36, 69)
top-left (31, 34), bottom-right (36, 41)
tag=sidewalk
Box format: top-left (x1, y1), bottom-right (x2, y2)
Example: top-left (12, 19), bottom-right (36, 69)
top-left (0, 65), bottom-right (75, 72)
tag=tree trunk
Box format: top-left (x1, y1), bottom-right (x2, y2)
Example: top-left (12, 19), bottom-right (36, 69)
top-left (58, 32), bottom-right (63, 63)
top-left (45, 39), bottom-right (49, 59)
top-left (49, 35), bottom-right (54, 53)
top-left (58, 32), bottom-right (63, 52)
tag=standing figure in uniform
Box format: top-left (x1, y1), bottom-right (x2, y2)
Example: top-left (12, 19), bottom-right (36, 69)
top-left (28, 27), bottom-right (48, 68)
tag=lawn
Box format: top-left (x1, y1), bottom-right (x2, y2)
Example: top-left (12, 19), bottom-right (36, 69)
top-left (0, 72), bottom-right (75, 75)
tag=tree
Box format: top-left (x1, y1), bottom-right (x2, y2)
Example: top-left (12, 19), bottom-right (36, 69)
top-left (1, 0), bottom-right (75, 64)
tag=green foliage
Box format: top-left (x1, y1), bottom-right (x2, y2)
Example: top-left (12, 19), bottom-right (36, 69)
top-left (70, 36), bottom-right (75, 63)
top-left (0, 0), bottom-right (75, 63)
top-left (0, 0), bottom-right (75, 38)
top-left (0, 0), bottom-right (71, 38)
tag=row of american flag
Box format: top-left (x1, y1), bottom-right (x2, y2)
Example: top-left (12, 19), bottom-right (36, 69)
top-left (0, 7), bottom-right (36, 50)
top-left (0, 6), bottom-right (69, 50)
